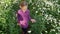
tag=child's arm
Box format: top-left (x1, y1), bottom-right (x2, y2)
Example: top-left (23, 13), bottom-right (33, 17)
top-left (28, 10), bottom-right (36, 23)
top-left (28, 14), bottom-right (31, 21)
top-left (16, 11), bottom-right (22, 25)
top-left (28, 10), bottom-right (31, 21)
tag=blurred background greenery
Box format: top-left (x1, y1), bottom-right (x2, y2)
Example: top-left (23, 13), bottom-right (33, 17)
top-left (0, 0), bottom-right (60, 34)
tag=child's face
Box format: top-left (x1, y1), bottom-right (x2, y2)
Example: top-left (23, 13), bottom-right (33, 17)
top-left (20, 6), bottom-right (28, 11)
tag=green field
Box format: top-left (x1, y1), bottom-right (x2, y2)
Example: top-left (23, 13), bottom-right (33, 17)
top-left (0, 0), bottom-right (60, 34)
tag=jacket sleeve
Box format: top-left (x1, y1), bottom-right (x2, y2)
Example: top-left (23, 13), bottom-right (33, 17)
top-left (17, 10), bottom-right (23, 23)
top-left (28, 10), bottom-right (31, 21)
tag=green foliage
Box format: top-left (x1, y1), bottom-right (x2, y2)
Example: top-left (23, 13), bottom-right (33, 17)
top-left (0, 0), bottom-right (60, 34)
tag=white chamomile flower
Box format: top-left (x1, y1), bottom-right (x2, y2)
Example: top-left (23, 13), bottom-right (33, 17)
top-left (36, 11), bottom-right (38, 13)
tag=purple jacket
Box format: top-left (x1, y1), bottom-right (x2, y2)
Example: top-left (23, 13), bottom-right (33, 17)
top-left (17, 9), bottom-right (31, 28)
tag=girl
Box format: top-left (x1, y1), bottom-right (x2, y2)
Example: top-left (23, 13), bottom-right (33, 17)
top-left (16, 1), bottom-right (36, 34)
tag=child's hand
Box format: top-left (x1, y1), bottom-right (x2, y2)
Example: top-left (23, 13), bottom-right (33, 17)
top-left (20, 21), bottom-right (26, 25)
top-left (31, 19), bottom-right (36, 23)
top-left (16, 14), bottom-right (17, 17)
